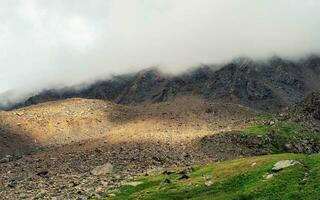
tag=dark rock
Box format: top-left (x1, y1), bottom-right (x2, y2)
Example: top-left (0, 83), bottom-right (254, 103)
top-left (179, 174), bottom-right (190, 180)
top-left (205, 108), bottom-right (214, 114)
top-left (37, 170), bottom-right (49, 178)
top-left (162, 178), bottom-right (171, 184)
top-left (7, 181), bottom-right (16, 188)
top-left (162, 170), bottom-right (175, 175)
top-left (0, 157), bottom-right (10, 163)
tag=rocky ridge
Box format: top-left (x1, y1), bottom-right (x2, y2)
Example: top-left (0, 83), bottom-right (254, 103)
top-left (5, 55), bottom-right (320, 111)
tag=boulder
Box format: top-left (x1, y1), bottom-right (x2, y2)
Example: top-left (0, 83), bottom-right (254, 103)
top-left (263, 173), bottom-right (274, 179)
top-left (37, 170), bottom-right (49, 178)
top-left (205, 180), bottom-right (213, 186)
top-left (91, 163), bottom-right (113, 176)
top-left (272, 160), bottom-right (300, 172)
top-left (0, 157), bottom-right (10, 163)
top-left (121, 181), bottom-right (143, 187)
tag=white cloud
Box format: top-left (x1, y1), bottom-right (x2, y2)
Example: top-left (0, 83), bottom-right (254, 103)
top-left (0, 0), bottom-right (320, 99)
top-left (64, 16), bottom-right (98, 49)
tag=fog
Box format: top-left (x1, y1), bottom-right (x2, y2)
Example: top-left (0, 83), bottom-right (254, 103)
top-left (1, 0), bottom-right (320, 106)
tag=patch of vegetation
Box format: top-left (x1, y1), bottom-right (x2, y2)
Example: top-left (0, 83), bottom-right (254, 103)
top-left (244, 123), bottom-right (272, 136)
top-left (242, 121), bottom-right (320, 153)
top-left (92, 154), bottom-right (320, 200)
top-left (244, 120), bottom-right (315, 138)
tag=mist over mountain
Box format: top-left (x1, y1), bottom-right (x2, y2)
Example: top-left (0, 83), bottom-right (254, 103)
top-left (1, 0), bottom-right (320, 105)
top-left (3, 55), bottom-right (320, 111)
top-left (3, 1), bottom-right (320, 199)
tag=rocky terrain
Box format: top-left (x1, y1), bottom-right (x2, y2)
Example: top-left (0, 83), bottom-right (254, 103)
top-left (0, 56), bottom-right (320, 199)
top-left (200, 92), bottom-right (320, 160)
top-left (5, 55), bottom-right (320, 112)
top-left (0, 95), bottom-right (258, 199)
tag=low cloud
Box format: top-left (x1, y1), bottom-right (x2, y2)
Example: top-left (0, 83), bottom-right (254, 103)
top-left (1, 0), bottom-right (320, 104)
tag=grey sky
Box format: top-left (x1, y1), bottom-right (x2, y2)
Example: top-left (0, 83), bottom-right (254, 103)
top-left (1, 0), bottom-right (320, 98)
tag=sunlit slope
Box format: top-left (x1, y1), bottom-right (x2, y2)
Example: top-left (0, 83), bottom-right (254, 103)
top-left (0, 95), bottom-right (257, 148)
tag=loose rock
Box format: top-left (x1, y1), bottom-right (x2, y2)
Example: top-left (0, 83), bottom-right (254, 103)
top-left (272, 160), bottom-right (300, 172)
top-left (91, 163), bottom-right (113, 176)
top-left (205, 180), bottom-right (213, 186)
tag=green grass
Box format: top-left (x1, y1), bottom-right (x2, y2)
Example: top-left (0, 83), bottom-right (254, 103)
top-left (240, 120), bottom-right (320, 154)
top-left (92, 154), bottom-right (320, 200)
top-left (244, 121), bottom-right (316, 138)
top-left (245, 124), bottom-right (272, 136)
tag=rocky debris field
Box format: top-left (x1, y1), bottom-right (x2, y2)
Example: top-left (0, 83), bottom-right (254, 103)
top-left (0, 140), bottom-right (213, 199)
top-left (199, 92), bottom-right (320, 160)
top-left (1, 92), bottom-right (320, 199)
top-left (0, 96), bottom-right (258, 199)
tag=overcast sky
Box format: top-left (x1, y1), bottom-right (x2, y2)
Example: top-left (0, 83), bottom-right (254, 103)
top-left (1, 0), bottom-right (320, 98)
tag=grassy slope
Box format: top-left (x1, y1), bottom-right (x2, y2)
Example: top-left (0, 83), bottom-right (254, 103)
top-left (93, 154), bottom-right (320, 200)
top-left (243, 115), bottom-right (320, 153)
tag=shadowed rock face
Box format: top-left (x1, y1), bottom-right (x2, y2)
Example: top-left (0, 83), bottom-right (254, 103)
top-left (7, 56), bottom-right (320, 111)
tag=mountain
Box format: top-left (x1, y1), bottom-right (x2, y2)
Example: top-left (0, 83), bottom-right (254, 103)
top-left (6, 55), bottom-right (320, 111)
top-left (1, 56), bottom-right (320, 199)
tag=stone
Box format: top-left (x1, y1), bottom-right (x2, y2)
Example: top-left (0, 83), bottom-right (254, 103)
top-left (18, 193), bottom-right (28, 199)
top-left (146, 168), bottom-right (164, 176)
top-left (37, 170), bottom-right (49, 178)
top-left (121, 181), bottom-right (143, 187)
top-left (179, 174), bottom-right (190, 180)
top-left (205, 181), bottom-right (213, 186)
top-left (284, 143), bottom-right (293, 151)
top-left (203, 174), bottom-right (213, 181)
top-left (263, 173), bottom-right (274, 179)
top-left (162, 170), bottom-right (175, 175)
top-left (162, 178), bottom-right (171, 184)
top-left (0, 157), bottom-right (10, 163)
top-left (272, 160), bottom-right (300, 172)
top-left (91, 163), bottom-right (113, 176)
top-left (76, 195), bottom-right (88, 200)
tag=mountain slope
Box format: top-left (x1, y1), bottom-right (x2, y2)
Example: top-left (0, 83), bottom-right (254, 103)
top-left (199, 92), bottom-right (320, 160)
top-left (0, 95), bottom-right (257, 156)
top-left (100, 153), bottom-right (320, 200)
top-left (7, 56), bottom-right (320, 111)
top-left (0, 95), bottom-right (259, 199)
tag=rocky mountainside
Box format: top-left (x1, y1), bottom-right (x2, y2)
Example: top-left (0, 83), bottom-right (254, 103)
top-left (200, 92), bottom-right (320, 160)
top-left (7, 55), bottom-right (320, 111)
top-left (1, 56), bottom-right (320, 199)
top-left (283, 92), bottom-right (320, 123)
top-left (1, 93), bottom-right (320, 199)
top-left (0, 95), bottom-right (257, 157)
top-left (0, 96), bottom-right (258, 199)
